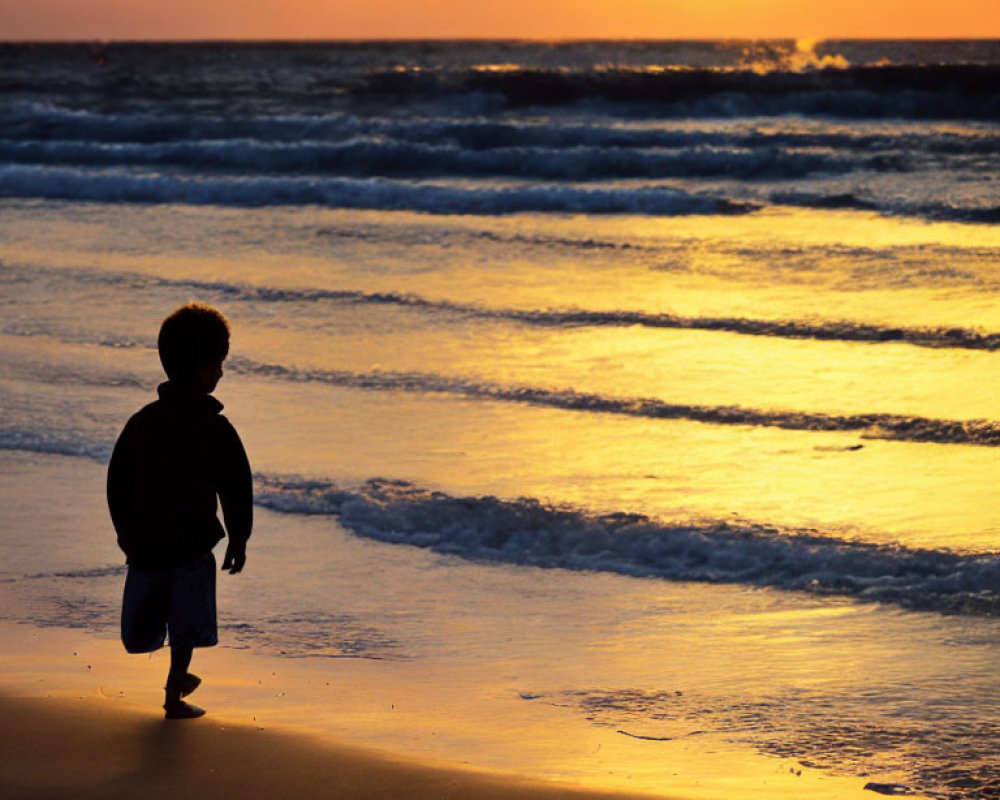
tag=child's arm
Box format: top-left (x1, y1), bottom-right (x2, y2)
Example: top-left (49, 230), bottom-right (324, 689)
top-left (106, 419), bottom-right (138, 560)
top-left (217, 419), bottom-right (253, 574)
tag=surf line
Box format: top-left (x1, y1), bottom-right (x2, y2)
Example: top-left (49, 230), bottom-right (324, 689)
top-left (163, 284), bottom-right (1000, 352)
top-left (231, 358), bottom-right (1000, 448)
top-left (411, 300), bottom-right (1000, 352)
top-left (160, 274), bottom-right (1000, 352)
top-left (16, 262), bottom-right (997, 352)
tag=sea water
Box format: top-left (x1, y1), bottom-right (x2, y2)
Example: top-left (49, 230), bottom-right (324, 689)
top-left (0, 40), bottom-right (998, 799)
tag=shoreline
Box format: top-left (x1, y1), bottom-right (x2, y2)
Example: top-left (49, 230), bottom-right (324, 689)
top-left (0, 448), bottom-right (896, 800)
top-left (0, 450), bottom-right (919, 800)
top-left (0, 618), bottom-right (883, 800)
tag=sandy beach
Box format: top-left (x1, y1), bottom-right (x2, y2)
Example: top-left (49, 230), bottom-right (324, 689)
top-left (2, 685), bottom-right (681, 800)
top-left (0, 691), bottom-right (664, 800)
top-left (0, 617), bottom-right (881, 800)
top-left (0, 612), bottom-right (666, 800)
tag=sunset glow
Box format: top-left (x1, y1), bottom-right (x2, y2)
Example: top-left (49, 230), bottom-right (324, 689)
top-left (1, 0), bottom-right (998, 40)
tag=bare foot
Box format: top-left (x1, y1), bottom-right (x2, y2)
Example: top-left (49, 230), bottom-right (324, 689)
top-left (179, 672), bottom-right (201, 698)
top-left (164, 700), bottom-right (206, 720)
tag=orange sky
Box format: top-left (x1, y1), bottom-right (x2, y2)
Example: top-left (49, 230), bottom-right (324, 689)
top-left (1, 0), bottom-right (998, 40)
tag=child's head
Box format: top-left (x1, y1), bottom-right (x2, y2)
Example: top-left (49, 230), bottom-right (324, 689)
top-left (158, 303), bottom-right (230, 390)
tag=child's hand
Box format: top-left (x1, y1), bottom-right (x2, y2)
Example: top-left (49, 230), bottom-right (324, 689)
top-left (222, 541), bottom-right (247, 574)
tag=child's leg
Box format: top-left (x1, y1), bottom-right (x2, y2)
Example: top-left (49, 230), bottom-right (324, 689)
top-left (163, 640), bottom-right (204, 718)
top-left (165, 640), bottom-right (193, 706)
top-left (162, 553), bottom-right (215, 717)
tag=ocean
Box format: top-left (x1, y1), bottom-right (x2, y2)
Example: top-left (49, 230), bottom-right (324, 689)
top-left (0, 39), bottom-right (998, 798)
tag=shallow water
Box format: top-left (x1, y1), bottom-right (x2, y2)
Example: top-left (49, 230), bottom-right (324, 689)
top-left (1, 450), bottom-right (997, 798)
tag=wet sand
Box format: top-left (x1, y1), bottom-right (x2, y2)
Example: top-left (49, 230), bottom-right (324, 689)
top-left (0, 618), bottom-right (881, 800)
top-left (0, 619), bottom-right (663, 800)
top-left (0, 691), bottom-right (666, 800)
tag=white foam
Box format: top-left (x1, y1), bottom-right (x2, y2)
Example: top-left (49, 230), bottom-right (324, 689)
top-left (0, 164), bottom-right (749, 215)
top-left (256, 475), bottom-right (1000, 617)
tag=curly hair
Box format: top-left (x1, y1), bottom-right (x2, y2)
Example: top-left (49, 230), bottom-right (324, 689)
top-left (157, 303), bottom-right (231, 381)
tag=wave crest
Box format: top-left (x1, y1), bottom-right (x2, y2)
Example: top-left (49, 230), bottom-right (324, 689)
top-left (256, 476), bottom-right (1000, 617)
top-left (0, 165), bottom-right (752, 216)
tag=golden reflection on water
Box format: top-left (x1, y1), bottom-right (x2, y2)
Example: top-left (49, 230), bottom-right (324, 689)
top-left (235, 379), bottom-right (1000, 553)
top-left (2, 201), bottom-right (996, 556)
top-left (239, 318), bottom-right (999, 421)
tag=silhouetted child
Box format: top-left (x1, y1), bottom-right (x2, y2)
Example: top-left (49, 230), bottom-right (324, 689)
top-left (108, 303), bottom-right (252, 719)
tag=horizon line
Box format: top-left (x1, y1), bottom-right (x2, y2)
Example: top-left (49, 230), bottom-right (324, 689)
top-left (3, 35), bottom-right (1000, 45)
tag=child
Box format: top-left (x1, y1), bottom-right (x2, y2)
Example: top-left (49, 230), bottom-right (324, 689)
top-left (107, 303), bottom-right (253, 719)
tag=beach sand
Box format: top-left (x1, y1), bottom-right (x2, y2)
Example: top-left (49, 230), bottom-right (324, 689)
top-left (0, 619), bottom-right (883, 800)
top-left (0, 616), bottom-right (663, 800)
top-left (0, 622), bottom-right (660, 800)
top-left (0, 691), bottom-right (667, 800)
top-left (0, 622), bottom-right (659, 800)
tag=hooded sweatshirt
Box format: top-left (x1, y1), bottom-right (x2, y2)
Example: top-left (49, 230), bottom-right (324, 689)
top-left (107, 381), bottom-right (253, 570)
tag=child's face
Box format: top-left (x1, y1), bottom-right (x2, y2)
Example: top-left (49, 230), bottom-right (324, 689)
top-left (196, 358), bottom-right (224, 393)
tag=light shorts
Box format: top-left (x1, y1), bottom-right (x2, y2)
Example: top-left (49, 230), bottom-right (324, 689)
top-left (121, 551), bottom-right (218, 654)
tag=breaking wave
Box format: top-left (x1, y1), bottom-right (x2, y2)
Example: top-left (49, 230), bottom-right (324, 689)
top-left (3, 162), bottom-right (995, 222)
top-left (256, 475), bottom-right (1000, 617)
top-left (0, 426), bottom-right (112, 463)
top-left (4, 102), bottom-right (997, 155)
top-left (2, 425), bottom-right (995, 615)
top-left (0, 165), bottom-right (752, 216)
top-left (0, 137), bottom-right (899, 181)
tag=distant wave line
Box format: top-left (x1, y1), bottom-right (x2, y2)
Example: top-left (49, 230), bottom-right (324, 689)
top-left (2, 163), bottom-right (995, 223)
top-left (0, 137), bottom-right (912, 181)
top-left (766, 189), bottom-right (1000, 225)
top-left (183, 279), bottom-right (1000, 352)
top-left (112, 272), bottom-right (1000, 353)
top-left (0, 165), bottom-right (752, 216)
top-left (4, 103), bottom-right (997, 156)
top-left (5, 264), bottom-right (998, 352)
top-left (2, 346), bottom-right (995, 447)
top-left (353, 64), bottom-right (1000, 121)
top-left (288, 289), bottom-right (1000, 352)
top-left (230, 357), bottom-right (1000, 448)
